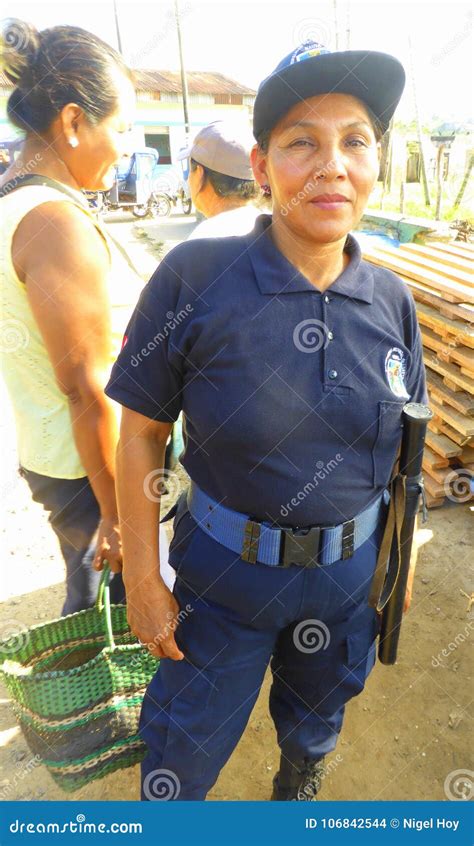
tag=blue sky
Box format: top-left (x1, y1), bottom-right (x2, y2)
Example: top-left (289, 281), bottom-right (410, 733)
top-left (4, 0), bottom-right (473, 121)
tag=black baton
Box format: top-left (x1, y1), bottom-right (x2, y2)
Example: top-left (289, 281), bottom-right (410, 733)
top-left (378, 402), bottom-right (433, 665)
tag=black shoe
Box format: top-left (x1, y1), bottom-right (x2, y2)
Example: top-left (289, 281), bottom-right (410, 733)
top-left (271, 755), bottom-right (326, 801)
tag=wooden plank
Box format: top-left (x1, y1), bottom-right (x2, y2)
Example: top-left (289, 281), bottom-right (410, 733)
top-left (403, 277), bottom-right (474, 323)
top-left (422, 491), bottom-right (445, 509)
top-left (423, 471), bottom-right (447, 498)
top-left (426, 464), bottom-right (458, 485)
top-left (446, 244), bottom-right (474, 256)
top-left (444, 377), bottom-right (464, 392)
top-left (377, 246), bottom-right (474, 286)
top-left (400, 243), bottom-right (473, 273)
top-left (427, 372), bottom-right (474, 416)
top-left (425, 356), bottom-right (474, 394)
top-left (415, 302), bottom-right (474, 348)
top-left (363, 249), bottom-right (474, 304)
top-left (422, 445), bottom-right (450, 470)
top-left (439, 304), bottom-right (474, 324)
top-left (421, 327), bottom-right (447, 353)
top-left (450, 346), bottom-right (474, 371)
top-left (429, 386), bottom-right (474, 418)
top-left (459, 446), bottom-right (474, 464)
top-left (438, 421), bottom-right (473, 447)
top-left (421, 327), bottom-right (453, 359)
top-left (430, 400), bottom-right (474, 437)
top-left (425, 430), bottom-right (462, 458)
top-left (427, 242), bottom-right (474, 259)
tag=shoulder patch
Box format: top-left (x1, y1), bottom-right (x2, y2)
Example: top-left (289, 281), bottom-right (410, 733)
top-left (384, 347), bottom-right (409, 399)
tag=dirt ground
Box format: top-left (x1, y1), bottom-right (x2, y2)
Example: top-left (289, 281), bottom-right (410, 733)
top-left (0, 214), bottom-right (472, 803)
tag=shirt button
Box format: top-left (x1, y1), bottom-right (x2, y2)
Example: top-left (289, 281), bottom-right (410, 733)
top-left (328, 369), bottom-right (338, 379)
top-left (327, 331), bottom-right (334, 340)
top-left (324, 295), bottom-right (330, 304)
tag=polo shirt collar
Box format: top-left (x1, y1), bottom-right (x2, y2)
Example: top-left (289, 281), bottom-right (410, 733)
top-left (246, 214), bottom-right (374, 304)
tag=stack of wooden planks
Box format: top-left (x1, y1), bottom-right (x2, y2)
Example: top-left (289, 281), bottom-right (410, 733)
top-left (362, 239), bottom-right (474, 508)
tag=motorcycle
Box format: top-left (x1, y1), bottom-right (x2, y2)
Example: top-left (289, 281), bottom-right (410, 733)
top-left (86, 149), bottom-right (171, 219)
top-left (85, 150), bottom-right (193, 219)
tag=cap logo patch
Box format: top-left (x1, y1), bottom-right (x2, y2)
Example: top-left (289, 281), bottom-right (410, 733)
top-left (290, 42), bottom-right (331, 65)
top-left (385, 347), bottom-right (409, 399)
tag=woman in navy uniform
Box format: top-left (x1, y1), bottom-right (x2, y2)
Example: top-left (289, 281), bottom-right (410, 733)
top-left (106, 43), bottom-right (427, 801)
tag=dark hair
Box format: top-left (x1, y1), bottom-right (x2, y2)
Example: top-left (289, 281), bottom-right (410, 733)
top-left (190, 158), bottom-right (257, 201)
top-left (256, 103), bottom-right (385, 151)
top-left (1, 19), bottom-right (133, 134)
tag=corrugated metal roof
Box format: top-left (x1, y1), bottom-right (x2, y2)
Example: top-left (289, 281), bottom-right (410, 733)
top-left (133, 70), bottom-right (256, 96)
top-left (0, 69), bottom-right (256, 96)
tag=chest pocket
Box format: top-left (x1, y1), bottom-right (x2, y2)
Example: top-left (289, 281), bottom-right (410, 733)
top-left (372, 400), bottom-right (405, 488)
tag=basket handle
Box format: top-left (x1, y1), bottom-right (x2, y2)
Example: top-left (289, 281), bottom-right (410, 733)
top-left (96, 562), bottom-right (116, 651)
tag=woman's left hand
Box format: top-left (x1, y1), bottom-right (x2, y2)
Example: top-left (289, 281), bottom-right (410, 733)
top-left (403, 565), bottom-right (415, 613)
top-left (93, 517), bottom-right (123, 573)
top-left (403, 530), bottom-right (419, 613)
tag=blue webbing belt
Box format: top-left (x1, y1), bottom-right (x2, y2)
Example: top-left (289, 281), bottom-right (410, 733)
top-left (187, 481), bottom-right (388, 567)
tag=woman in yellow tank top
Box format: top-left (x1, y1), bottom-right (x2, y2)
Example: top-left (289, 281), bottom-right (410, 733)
top-left (0, 20), bottom-right (148, 613)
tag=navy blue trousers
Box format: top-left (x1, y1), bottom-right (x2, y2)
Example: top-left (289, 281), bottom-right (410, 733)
top-left (139, 502), bottom-right (385, 800)
top-left (20, 468), bottom-right (126, 615)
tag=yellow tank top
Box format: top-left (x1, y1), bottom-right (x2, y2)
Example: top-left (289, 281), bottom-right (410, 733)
top-left (0, 183), bottom-right (144, 479)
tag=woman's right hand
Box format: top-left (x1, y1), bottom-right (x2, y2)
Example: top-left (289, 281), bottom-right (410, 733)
top-left (93, 517), bottom-right (123, 573)
top-left (124, 573), bottom-right (185, 661)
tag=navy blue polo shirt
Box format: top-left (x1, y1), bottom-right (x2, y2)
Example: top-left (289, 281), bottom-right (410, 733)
top-left (106, 215), bottom-right (427, 527)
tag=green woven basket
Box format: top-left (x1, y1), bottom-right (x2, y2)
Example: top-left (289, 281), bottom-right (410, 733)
top-left (0, 565), bottom-right (159, 792)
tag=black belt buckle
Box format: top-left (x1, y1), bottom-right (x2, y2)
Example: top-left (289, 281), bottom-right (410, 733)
top-left (341, 519), bottom-right (355, 560)
top-left (241, 519), bottom-right (261, 563)
top-left (280, 526), bottom-right (321, 568)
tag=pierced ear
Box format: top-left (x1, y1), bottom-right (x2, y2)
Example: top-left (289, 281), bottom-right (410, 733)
top-left (250, 144), bottom-right (269, 189)
top-left (60, 103), bottom-right (84, 138)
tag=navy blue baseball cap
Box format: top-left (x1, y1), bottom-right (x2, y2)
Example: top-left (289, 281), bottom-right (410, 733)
top-left (253, 42), bottom-right (405, 139)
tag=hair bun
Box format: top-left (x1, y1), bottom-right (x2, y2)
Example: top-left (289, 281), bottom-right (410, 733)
top-left (0, 18), bottom-right (40, 88)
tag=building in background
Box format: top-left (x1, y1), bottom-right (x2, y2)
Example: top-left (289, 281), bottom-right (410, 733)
top-left (0, 69), bottom-right (256, 166)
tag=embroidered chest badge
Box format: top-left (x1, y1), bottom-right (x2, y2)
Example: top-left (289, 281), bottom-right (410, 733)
top-left (385, 347), bottom-right (410, 399)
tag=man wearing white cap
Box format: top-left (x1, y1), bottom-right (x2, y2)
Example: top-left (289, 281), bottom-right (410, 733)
top-left (178, 120), bottom-right (260, 239)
